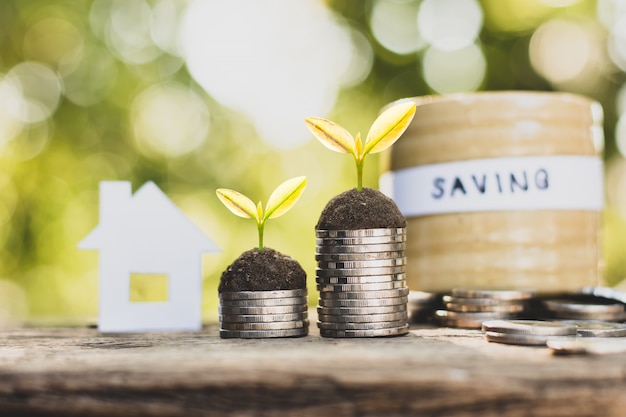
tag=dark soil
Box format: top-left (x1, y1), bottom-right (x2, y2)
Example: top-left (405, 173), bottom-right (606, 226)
top-left (316, 187), bottom-right (406, 230)
top-left (218, 247), bottom-right (307, 292)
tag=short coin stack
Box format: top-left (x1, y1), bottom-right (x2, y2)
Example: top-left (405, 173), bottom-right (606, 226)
top-left (315, 227), bottom-right (409, 338)
top-left (482, 319), bottom-right (577, 346)
top-left (541, 297), bottom-right (626, 321)
top-left (435, 288), bottom-right (536, 329)
top-left (219, 289), bottom-right (309, 338)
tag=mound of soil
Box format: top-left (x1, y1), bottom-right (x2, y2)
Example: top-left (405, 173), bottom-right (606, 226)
top-left (316, 187), bottom-right (406, 230)
top-left (218, 247), bottom-right (307, 292)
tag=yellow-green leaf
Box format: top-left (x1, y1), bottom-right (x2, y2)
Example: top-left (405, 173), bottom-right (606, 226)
top-left (304, 117), bottom-right (355, 155)
top-left (256, 201), bottom-right (263, 221)
top-left (364, 102), bottom-right (416, 155)
top-left (354, 132), bottom-right (363, 160)
top-left (264, 176), bottom-right (307, 220)
top-left (216, 188), bottom-right (258, 221)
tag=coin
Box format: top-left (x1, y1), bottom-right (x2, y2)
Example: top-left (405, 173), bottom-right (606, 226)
top-left (445, 302), bottom-right (526, 313)
top-left (317, 319), bottom-right (407, 331)
top-left (315, 274), bottom-right (406, 284)
top-left (484, 331), bottom-right (573, 346)
top-left (219, 296), bottom-right (308, 307)
top-left (547, 310), bottom-right (626, 321)
top-left (435, 310), bottom-right (517, 329)
top-left (481, 319), bottom-right (577, 336)
top-left (451, 288), bottom-right (536, 300)
top-left (219, 327), bottom-right (308, 339)
top-left (319, 324), bottom-right (409, 338)
top-left (317, 304), bottom-right (407, 316)
top-left (319, 288), bottom-right (409, 301)
top-left (558, 320), bottom-right (626, 337)
top-left (219, 312), bottom-right (308, 323)
top-left (317, 258), bottom-right (406, 269)
top-left (542, 299), bottom-right (625, 314)
top-left (316, 235), bottom-right (406, 246)
top-left (219, 304), bottom-right (308, 315)
top-left (219, 289), bottom-right (308, 300)
top-left (316, 228), bottom-right (406, 238)
top-left (220, 319), bottom-right (309, 331)
top-left (442, 295), bottom-right (527, 306)
top-left (316, 242), bottom-right (406, 254)
top-left (316, 266), bottom-right (405, 277)
top-left (317, 281), bottom-right (407, 292)
top-left (315, 251), bottom-right (404, 262)
top-left (317, 311), bottom-right (408, 323)
top-left (318, 296), bottom-right (408, 308)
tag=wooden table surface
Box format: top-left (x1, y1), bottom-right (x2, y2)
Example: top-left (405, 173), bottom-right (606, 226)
top-left (1, 313), bottom-right (625, 417)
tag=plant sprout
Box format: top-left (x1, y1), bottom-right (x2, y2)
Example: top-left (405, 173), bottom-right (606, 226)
top-left (305, 102), bottom-right (417, 191)
top-left (216, 176), bottom-right (307, 250)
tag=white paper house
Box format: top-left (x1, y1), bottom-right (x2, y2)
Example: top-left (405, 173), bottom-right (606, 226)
top-left (79, 181), bottom-right (219, 333)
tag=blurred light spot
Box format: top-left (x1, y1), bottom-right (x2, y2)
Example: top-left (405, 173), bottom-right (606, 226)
top-left (530, 20), bottom-right (592, 83)
top-left (150, 0), bottom-right (184, 56)
top-left (597, 0), bottom-right (626, 30)
top-left (422, 43), bottom-right (486, 93)
top-left (6, 62), bottom-right (62, 124)
top-left (608, 16), bottom-right (626, 72)
top-left (23, 17), bottom-right (84, 69)
top-left (131, 83), bottom-right (210, 158)
top-left (417, 0), bottom-right (483, 51)
top-left (60, 44), bottom-right (118, 107)
top-left (0, 280), bottom-right (27, 326)
top-left (0, 75), bottom-right (24, 145)
top-left (181, 0), bottom-right (365, 150)
top-left (481, 0), bottom-right (553, 33)
top-left (12, 122), bottom-right (50, 161)
top-left (370, 0), bottom-right (425, 55)
top-left (539, 0), bottom-right (581, 7)
top-left (341, 28), bottom-right (375, 87)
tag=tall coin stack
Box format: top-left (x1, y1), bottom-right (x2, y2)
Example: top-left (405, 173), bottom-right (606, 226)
top-left (219, 289), bottom-right (309, 338)
top-left (315, 227), bottom-right (409, 338)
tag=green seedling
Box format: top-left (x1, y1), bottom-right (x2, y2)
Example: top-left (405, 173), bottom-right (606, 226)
top-left (216, 176), bottom-right (307, 250)
top-left (305, 102), bottom-right (417, 191)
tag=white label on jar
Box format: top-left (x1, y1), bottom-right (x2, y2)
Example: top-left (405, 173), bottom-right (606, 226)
top-left (380, 155), bottom-right (604, 217)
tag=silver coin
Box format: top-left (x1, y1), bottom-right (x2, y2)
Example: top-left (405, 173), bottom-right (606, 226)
top-left (219, 312), bottom-right (308, 323)
top-left (219, 304), bottom-right (308, 315)
top-left (316, 266), bottom-right (405, 277)
top-left (319, 287), bottom-right (409, 300)
top-left (315, 251), bottom-right (404, 262)
top-left (220, 319), bottom-right (309, 331)
top-left (317, 258), bottom-right (406, 270)
top-left (542, 299), bottom-right (625, 314)
top-left (219, 289), bottom-right (307, 300)
top-left (316, 273), bottom-right (406, 284)
top-left (219, 296), bottom-right (308, 307)
top-left (317, 304), bottom-right (407, 316)
top-left (318, 281), bottom-right (407, 292)
top-left (442, 295), bottom-right (527, 306)
top-left (435, 310), bottom-right (517, 329)
top-left (451, 288), bottom-right (536, 300)
top-left (316, 228), bottom-right (406, 238)
top-left (547, 310), bottom-right (626, 322)
top-left (317, 319), bottom-right (407, 331)
top-left (481, 319), bottom-right (578, 336)
top-left (219, 327), bottom-right (308, 339)
top-left (316, 242), bottom-right (405, 254)
top-left (319, 324), bottom-right (409, 338)
top-left (316, 235), bottom-right (406, 246)
top-left (318, 296), bottom-right (408, 308)
top-left (558, 320), bottom-right (626, 337)
top-left (579, 286), bottom-right (626, 304)
top-left (317, 311), bottom-right (408, 323)
top-left (445, 302), bottom-right (526, 313)
top-left (484, 331), bottom-right (572, 346)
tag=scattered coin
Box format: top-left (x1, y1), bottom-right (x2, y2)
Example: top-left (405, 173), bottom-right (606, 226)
top-left (219, 312), bottom-right (308, 323)
top-left (220, 319), bottom-right (309, 331)
top-left (442, 295), bottom-right (527, 306)
top-left (218, 304), bottom-right (308, 315)
top-left (435, 310), bottom-right (517, 329)
top-left (481, 319), bottom-right (577, 336)
top-left (316, 228), bottom-right (405, 238)
top-left (219, 327), bottom-right (309, 339)
top-left (317, 258), bottom-right (406, 269)
top-left (317, 319), bottom-right (408, 331)
top-left (317, 304), bottom-right (407, 316)
top-left (484, 331), bottom-right (574, 346)
top-left (318, 287), bottom-right (409, 300)
top-left (541, 299), bottom-right (626, 321)
top-left (451, 288), bottom-right (536, 301)
top-left (558, 320), bottom-right (626, 337)
top-left (219, 296), bottom-right (308, 307)
top-left (317, 280), bottom-right (407, 292)
top-left (445, 302), bottom-right (526, 313)
top-left (317, 311), bottom-right (408, 323)
top-left (219, 289), bottom-right (307, 300)
top-left (318, 296), bottom-right (408, 308)
top-left (318, 324), bottom-right (409, 338)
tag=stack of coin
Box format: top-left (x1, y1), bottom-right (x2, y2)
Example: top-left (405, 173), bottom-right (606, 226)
top-left (219, 289), bottom-right (309, 338)
top-left (482, 319), bottom-right (578, 346)
top-left (315, 228), bottom-right (409, 338)
top-left (541, 298), bottom-right (626, 321)
top-left (435, 288), bottom-right (536, 329)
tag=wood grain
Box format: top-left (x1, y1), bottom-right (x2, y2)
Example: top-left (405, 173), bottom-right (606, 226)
top-left (0, 318), bottom-right (624, 416)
